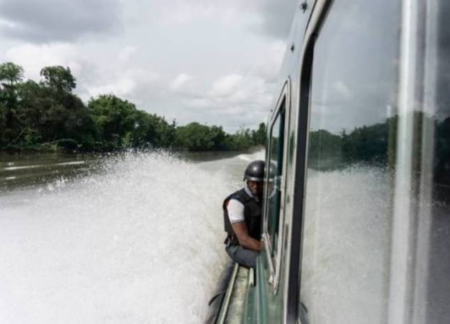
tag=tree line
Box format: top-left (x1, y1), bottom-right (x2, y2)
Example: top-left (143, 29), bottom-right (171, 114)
top-left (0, 62), bottom-right (266, 152)
top-left (307, 112), bottom-right (450, 186)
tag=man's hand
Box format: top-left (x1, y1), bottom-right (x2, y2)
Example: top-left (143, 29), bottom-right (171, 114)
top-left (231, 222), bottom-right (262, 252)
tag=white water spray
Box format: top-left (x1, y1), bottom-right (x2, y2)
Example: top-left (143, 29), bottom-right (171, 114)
top-left (0, 152), bottom-right (250, 324)
top-left (237, 150), bottom-right (265, 162)
top-left (300, 166), bottom-right (392, 324)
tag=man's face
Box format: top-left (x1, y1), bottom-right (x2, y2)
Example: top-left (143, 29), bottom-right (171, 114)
top-left (248, 180), bottom-right (264, 197)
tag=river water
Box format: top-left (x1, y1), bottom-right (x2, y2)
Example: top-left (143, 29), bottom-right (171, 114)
top-left (0, 150), bottom-right (263, 324)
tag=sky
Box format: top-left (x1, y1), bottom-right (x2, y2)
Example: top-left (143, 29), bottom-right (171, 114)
top-left (0, 0), bottom-right (298, 132)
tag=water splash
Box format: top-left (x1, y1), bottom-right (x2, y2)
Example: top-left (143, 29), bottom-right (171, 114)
top-left (237, 150), bottom-right (265, 162)
top-left (0, 151), bottom-right (241, 324)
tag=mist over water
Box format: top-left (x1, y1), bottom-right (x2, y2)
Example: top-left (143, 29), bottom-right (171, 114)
top-left (0, 151), bottom-right (254, 324)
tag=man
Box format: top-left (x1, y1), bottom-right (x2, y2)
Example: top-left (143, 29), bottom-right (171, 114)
top-left (223, 160), bottom-right (265, 268)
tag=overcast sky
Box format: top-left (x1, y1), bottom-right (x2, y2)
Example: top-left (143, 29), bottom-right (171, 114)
top-left (0, 0), bottom-right (298, 132)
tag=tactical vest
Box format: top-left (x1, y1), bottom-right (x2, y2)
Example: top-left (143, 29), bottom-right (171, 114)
top-left (223, 188), bottom-right (262, 246)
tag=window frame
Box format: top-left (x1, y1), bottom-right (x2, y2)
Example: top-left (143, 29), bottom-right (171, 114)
top-left (263, 80), bottom-right (291, 294)
top-left (285, 0), bottom-right (334, 322)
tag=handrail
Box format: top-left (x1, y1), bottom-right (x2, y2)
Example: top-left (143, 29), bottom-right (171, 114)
top-left (216, 263), bottom-right (239, 324)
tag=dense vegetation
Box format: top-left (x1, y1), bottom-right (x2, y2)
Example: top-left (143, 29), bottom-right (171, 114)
top-left (308, 111), bottom-right (450, 186)
top-left (308, 118), bottom-right (398, 169)
top-left (0, 62), bottom-right (266, 152)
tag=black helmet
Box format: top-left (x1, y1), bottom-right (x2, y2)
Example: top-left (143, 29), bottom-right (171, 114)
top-left (244, 160), bottom-right (265, 182)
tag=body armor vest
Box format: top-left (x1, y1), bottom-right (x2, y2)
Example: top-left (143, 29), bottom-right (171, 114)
top-left (223, 188), bottom-right (262, 246)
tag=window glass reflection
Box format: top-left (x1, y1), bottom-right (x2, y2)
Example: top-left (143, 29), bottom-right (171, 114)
top-left (419, 0), bottom-right (450, 321)
top-left (266, 104), bottom-right (285, 257)
top-left (299, 0), bottom-right (400, 323)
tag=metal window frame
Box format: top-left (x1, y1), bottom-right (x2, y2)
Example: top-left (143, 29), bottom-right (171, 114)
top-left (280, 0), bottom-right (334, 323)
top-left (263, 79), bottom-right (291, 295)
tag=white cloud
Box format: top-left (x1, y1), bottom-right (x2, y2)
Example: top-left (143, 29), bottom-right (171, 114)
top-left (5, 43), bottom-right (85, 81)
top-left (211, 74), bottom-right (244, 97)
top-left (334, 81), bottom-right (354, 100)
top-left (118, 46), bottom-right (137, 62)
top-left (170, 73), bottom-right (194, 92)
top-left (0, 17), bottom-right (16, 29)
top-left (172, 72), bottom-right (274, 130)
top-left (187, 98), bottom-right (210, 109)
top-left (87, 78), bottom-right (136, 98)
top-left (255, 0), bottom-right (298, 39)
top-left (0, 0), bottom-right (294, 132)
top-left (80, 67), bottom-right (162, 104)
top-left (0, 0), bottom-right (122, 42)
top-left (249, 41), bottom-right (286, 81)
top-left (158, 0), bottom-right (257, 26)
top-left (156, 0), bottom-right (297, 40)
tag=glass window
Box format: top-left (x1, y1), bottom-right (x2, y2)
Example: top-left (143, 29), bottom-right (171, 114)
top-left (414, 0), bottom-right (450, 322)
top-left (299, 0), bottom-right (401, 323)
top-left (266, 98), bottom-right (286, 259)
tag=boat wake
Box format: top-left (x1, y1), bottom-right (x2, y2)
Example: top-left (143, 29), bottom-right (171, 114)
top-left (237, 150), bottom-right (265, 162)
top-left (0, 152), bottom-right (238, 324)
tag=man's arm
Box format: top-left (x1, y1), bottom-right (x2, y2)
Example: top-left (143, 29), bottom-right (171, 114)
top-left (231, 221), bottom-right (262, 252)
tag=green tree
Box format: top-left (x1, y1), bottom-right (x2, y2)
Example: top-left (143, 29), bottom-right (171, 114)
top-left (252, 122), bottom-right (267, 146)
top-left (40, 66), bottom-right (76, 93)
top-left (128, 111), bottom-right (174, 149)
top-left (16, 78), bottom-right (96, 150)
top-left (209, 125), bottom-right (227, 150)
top-left (0, 101), bottom-right (7, 143)
top-left (175, 122), bottom-right (214, 151)
top-left (0, 62), bottom-right (25, 146)
top-left (308, 129), bottom-right (342, 170)
top-left (174, 122), bottom-right (228, 151)
top-left (341, 122), bottom-right (390, 165)
top-left (149, 116), bottom-right (176, 148)
top-left (88, 95), bottom-right (137, 150)
top-left (0, 62), bottom-right (24, 87)
top-left (228, 127), bottom-right (255, 151)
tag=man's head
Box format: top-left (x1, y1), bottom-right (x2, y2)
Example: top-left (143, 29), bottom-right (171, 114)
top-left (244, 160), bottom-right (265, 197)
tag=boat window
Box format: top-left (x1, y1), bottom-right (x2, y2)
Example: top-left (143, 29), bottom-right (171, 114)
top-left (410, 0), bottom-right (450, 322)
top-left (298, 0), bottom-right (401, 322)
top-left (266, 98), bottom-right (286, 258)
